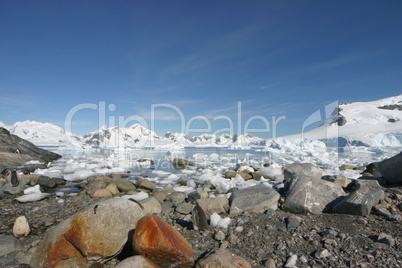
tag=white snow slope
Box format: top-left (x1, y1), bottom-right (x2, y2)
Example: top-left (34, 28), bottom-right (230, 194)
top-left (284, 94), bottom-right (402, 147)
top-left (6, 120), bottom-right (82, 147)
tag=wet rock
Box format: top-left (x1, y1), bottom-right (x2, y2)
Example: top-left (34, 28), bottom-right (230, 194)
top-left (229, 184), bottom-right (280, 215)
top-left (30, 199), bottom-right (145, 267)
top-left (196, 249), bottom-right (251, 268)
top-left (133, 215), bottom-right (194, 267)
top-left (282, 176), bottom-right (345, 214)
top-left (0, 235), bottom-right (21, 257)
top-left (114, 255), bottom-right (160, 268)
top-left (333, 186), bottom-right (384, 216)
top-left (196, 197), bottom-right (229, 218)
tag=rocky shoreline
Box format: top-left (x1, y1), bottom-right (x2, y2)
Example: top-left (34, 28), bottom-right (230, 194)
top-left (0, 150), bottom-right (401, 267)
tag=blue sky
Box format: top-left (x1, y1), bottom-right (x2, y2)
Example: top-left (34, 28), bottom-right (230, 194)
top-left (1, 0), bottom-right (401, 138)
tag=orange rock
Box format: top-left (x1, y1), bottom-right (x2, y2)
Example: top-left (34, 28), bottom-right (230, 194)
top-left (133, 215), bottom-right (194, 267)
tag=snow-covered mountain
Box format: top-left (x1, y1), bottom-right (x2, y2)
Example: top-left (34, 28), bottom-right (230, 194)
top-left (83, 123), bottom-right (162, 148)
top-left (284, 94), bottom-right (402, 147)
top-left (3, 95), bottom-right (402, 149)
top-left (6, 120), bottom-right (82, 147)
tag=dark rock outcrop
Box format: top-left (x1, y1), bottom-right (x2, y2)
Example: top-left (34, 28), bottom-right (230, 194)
top-left (0, 127), bottom-right (61, 171)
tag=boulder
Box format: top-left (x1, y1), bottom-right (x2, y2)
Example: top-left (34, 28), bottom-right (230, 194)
top-left (133, 215), bottom-right (194, 267)
top-left (283, 163), bottom-right (322, 189)
top-left (333, 186), bottom-right (384, 216)
top-left (282, 176), bottom-right (345, 214)
top-left (37, 175), bottom-right (57, 188)
top-left (30, 199), bottom-right (145, 267)
top-left (229, 184), bottom-right (280, 215)
top-left (196, 249), bottom-right (251, 268)
top-left (114, 255), bottom-right (160, 268)
top-left (195, 197), bottom-right (229, 218)
top-left (364, 151), bottom-right (402, 184)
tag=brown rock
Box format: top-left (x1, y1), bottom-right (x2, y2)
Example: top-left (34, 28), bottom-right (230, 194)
top-left (133, 215), bottom-right (194, 267)
top-left (196, 197), bottom-right (229, 218)
top-left (31, 199), bottom-right (145, 267)
top-left (237, 171), bottom-right (252, 180)
top-left (196, 249), bottom-right (251, 268)
top-left (91, 188), bottom-right (113, 198)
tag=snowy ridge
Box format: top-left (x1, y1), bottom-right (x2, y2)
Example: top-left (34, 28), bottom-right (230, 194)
top-left (6, 120), bottom-right (82, 147)
top-left (2, 95), bottom-right (402, 149)
top-left (284, 94), bottom-right (402, 147)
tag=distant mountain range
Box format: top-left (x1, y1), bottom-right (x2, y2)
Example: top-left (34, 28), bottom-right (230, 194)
top-left (1, 94), bottom-right (402, 149)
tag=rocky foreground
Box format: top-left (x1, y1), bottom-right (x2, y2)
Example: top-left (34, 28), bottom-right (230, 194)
top-left (1, 151), bottom-right (402, 267)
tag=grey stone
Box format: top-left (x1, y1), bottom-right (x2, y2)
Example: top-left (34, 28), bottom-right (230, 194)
top-left (333, 186), bottom-right (384, 216)
top-left (139, 197), bottom-right (162, 215)
top-left (364, 151), bottom-right (402, 184)
top-left (0, 235), bottom-right (22, 257)
top-left (282, 176), bottom-right (345, 214)
top-left (165, 192), bottom-right (187, 205)
top-left (229, 184), bottom-right (280, 215)
top-left (175, 201), bottom-right (193, 214)
top-left (356, 178), bottom-right (382, 189)
top-left (286, 215), bottom-right (302, 231)
top-left (237, 171), bottom-right (252, 180)
top-left (284, 163), bottom-right (322, 189)
top-left (38, 175), bottom-right (57, 188)
top-left (161, 201), bottom-right (175, 215)
top-left (186, 191), bottom-right (201, 203)
top-left (214, 230), bottom-right (226, 241)
top-left (377, 233), bottom-right (395, 246)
